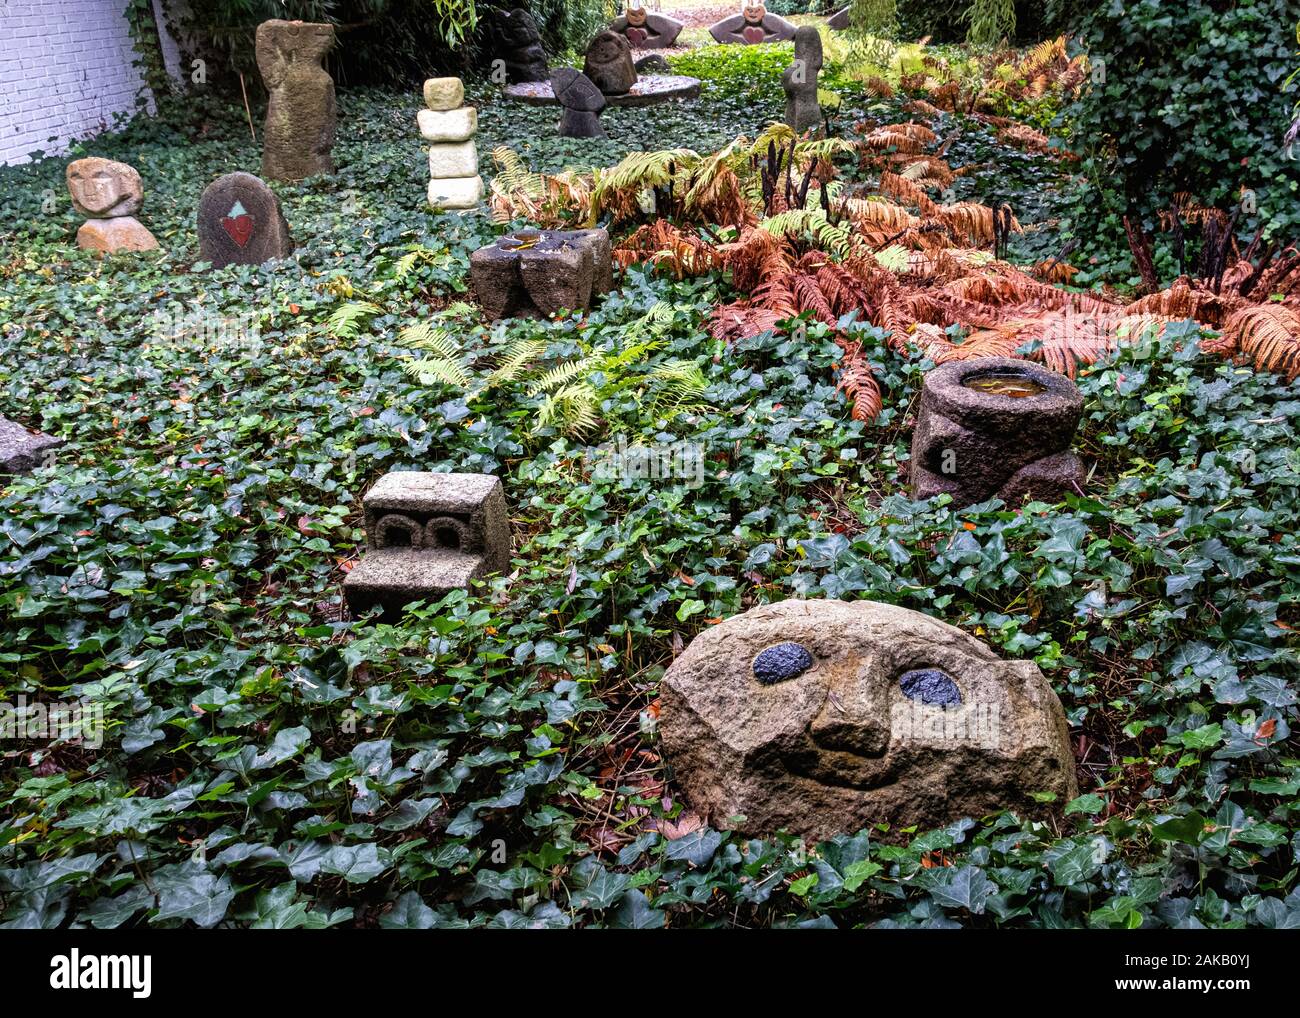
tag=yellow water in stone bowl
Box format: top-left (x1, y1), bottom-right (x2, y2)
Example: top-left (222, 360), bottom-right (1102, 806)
top-left (962, 372), bottom-right (1047, 398)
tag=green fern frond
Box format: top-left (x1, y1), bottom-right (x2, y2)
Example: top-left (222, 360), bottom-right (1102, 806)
top-left (325, 301), bottom-right (383, 339)
top-left (405, 357), bottom-right (471, 388)
top-left (483, 338), bottom-right (546, 390)
top-left (591, 148), bottom-right (700, 211)
top-left (874, 244), bottom-right (911, 272)
top-left (527, 359), bottom-right (593, 396)
top-left (760, 209), bottom-right (853, 255)
top-left (649, 359), bottom-right (709, 411)
top-left (534, 382), bottom-right (599, 437)
top-left (399, 322), bottom-right (461, 359)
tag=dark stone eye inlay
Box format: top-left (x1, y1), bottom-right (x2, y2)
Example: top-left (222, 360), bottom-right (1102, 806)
top-left (899, 668), bottom-right (962, 706)
top-left (753, 642), bottom-right (814, 685)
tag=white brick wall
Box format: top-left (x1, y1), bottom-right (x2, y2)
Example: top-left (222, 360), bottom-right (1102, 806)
top-left (0, 0), bottom-right (161, 165)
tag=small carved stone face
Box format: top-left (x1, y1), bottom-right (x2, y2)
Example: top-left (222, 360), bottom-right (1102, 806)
top-left (626, 5), bottom-right (647, 26)
top-left (588, 31), bottom-right (627, 65)
top-left (742, 1), bottom-right (767, 24)
top-left (373, 511), bottom-right (476, 552)
top-left (660, 599), bottom-right (1077, 840)
top-left (66, 158), bottom-right (141, 217)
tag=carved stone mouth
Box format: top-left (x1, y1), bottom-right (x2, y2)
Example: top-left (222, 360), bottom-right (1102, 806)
top-left (788, 744), bottom-right (895, 790)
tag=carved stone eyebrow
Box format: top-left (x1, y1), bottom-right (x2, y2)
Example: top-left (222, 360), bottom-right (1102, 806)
top-left (374, 513), bottom-right (424, 550)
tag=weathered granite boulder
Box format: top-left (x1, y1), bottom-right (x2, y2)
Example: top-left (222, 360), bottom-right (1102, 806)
top-left (256, 20), bottom-right (337, 181)
top-left (197, 172), bottom-right (293, 269)
top-left (709, 2), bottom-right (796, 44)
top-left (910, 357), bottom-right (1085, 506)
top-left (342, 472), bottom-right (512, 621)
top-left (583, 30), bottom-right (637, 95)
top-left (427, 176), bottom-right (485, 210)
top-left (782, 25), bottom-right (823, 132)
top-left (550, 68), bottom-right (607, 139)
top-left (633, 54), bottom-right (670, 75)
top-left (470, 228), bottom-right (613, 320)
top-left (75, 217), bottom-right (160, 254)
top-left (0, 416), bottom-right (63, 477)
top-left (611, 7), bottom-right (684, 48)
top-left (660, 599), bottom-right (1077, 841)
top-left (488, 8), bottom-right (549, 83)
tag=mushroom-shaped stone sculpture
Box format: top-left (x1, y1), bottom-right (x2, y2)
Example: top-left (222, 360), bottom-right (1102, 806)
top-left (551, 68), bottom-right (608, 138)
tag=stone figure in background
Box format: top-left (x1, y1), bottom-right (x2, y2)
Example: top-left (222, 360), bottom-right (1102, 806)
top-left (782, 26), bottom-right (824, 132)
top-left (470, 228), bottom-right (613, 320)
top-left (488, 8), bottom-right (550, 83)
top-left (660, 599), bottom-right (1078, 841)
top-left (708, 1), bottom-right (796, 45)
top-left (197, 172), bottom-right (294, 269)
top-left (66, 157), bottom-right (159, 254)
top-left (611, 4), bottom-right (684, 48)
top-left (550, 69), bottom-right (607, 139)
top-left (419, 77), bottom-right (483, 210)
top-left (583, 30), bottom-right (637, 95)
top-left (342, 472), bottom-right (512, 621)
top-left (910, 357), bottom-right (1085, 506)
top-left (634, 54), bottom-right (671, 75)
top-left (255, 20), bottom-right (337, 181)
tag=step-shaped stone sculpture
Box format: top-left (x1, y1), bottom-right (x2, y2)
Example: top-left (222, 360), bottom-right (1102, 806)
top-left (197, 172), bottom-right (294, 269)
top-left (0, 416), bottom-right (63, 476)
top-left (256, 20), bottom-right (337, 181)
top-left (66, 157), bottom-right (159, 255)
top-left (343, 472), bottom-right (511, 621)
top-left (910, 357), bottom-right (1085, 506)
top-left (419, 77), bottom-right (483, 211)
top-left (470, 228), bottom-right (613, 320)
top-left (709, 2), bottom-right (796, 44)
top-left (660, 598), bottom-right (1077, 841)
top-left (611, 5), bottom-right (684, 48)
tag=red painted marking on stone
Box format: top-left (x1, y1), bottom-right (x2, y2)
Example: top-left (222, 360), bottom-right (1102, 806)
top-left (221, 214), bottom-right (255, 247)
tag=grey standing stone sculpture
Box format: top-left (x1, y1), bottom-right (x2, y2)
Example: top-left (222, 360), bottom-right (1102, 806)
top-left (708, 2), bottom-right (796, 44)
top-left (583, 30), bottom-right (637, 95)
top-left (551, 69), bottom-right (607, 139)
top-left (470, 228), bottom-right (613, 321)
top-left (489, 8), bottom-right (550, 83)
top-left (343, 472), bottom-right (512, 621)
top-left (419, 77), bottom-right (484, 210)
top-left (782, 26), bottom-right (823, 132)
top-left (197, 172), bottom-right (294, 269)
top-left (826, 7), bottom-right (851, 29)
top-left (0, 417), bottom-right (63, 477)
top-left (256, 20), bottom-right (337, 181)
top-left (66, 157), bottom-right (159, 255)
top-left (611, 5), bottom-right (684, 48)
top-left (660, 599), bottom-right (1078, 841)
top-left (910, 357), bottom-right (1085, 506)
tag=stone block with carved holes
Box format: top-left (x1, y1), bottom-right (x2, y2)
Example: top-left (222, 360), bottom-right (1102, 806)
top-left (342, 472), bottom-right (511, 620)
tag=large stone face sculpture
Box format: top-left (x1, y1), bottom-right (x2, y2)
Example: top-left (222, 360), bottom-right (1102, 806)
top-left (660, 599), bottom-right (1077, 841)
top-left (611, 5), bottom-right (684, 48)
top-left (708, 2), bottom-right (796, 45)
top-left (419, 77), bottom-right (483, 210)
top-left (343, 472), bottom-right (512, 621)
top-left (66, 157), bottom-right (159, 254)
top-left (256, 20), bottom-right (337, 181)
top-left (197, 172), bottom-right (294, 269)
top-left (583, 30), bottom-right (637, 95)
top-left (470, 228), bottom-right (613, 320)
top-left (910, 357), bottom-right (1085, 507)
top-left (489, 8), bottom-right (550, 84)
top-left (782, 26), bottom-right (823, 132)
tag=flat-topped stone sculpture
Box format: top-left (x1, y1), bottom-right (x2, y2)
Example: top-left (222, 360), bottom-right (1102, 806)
top-left (782, 25), bottom-right (823, 132)
top-left (611, 5), bottom-right (684, 48)
top-left (910, 357), bottom-right (1085, 506)
top-left (419, 77), bottom-right (483, 210)
top-left (197, 172), bottom-right (294, 269)
top-left (343, 472), bottom-right (511, 621)
top-left (256, 20), bottom-right (337, 181)
top-left (551, 69), bottom-right (607, 138)
top-left (583, 30), bottom-right (637, 95)
top-left (470, 228), bottom-right (613, 321)
top-left (660, 599), bottom-right (1077, 841)
top-left (708, 1), bottom-right (796, 45)
top-left (66, 157), bottom-right (159, 255)
top-left (0, 417), bottom-right (63, 477)
top-left (488, 8), bottom-right (549, 83)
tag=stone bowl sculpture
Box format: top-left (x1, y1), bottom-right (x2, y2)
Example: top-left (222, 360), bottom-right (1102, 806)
top-left (504, 75), bottom-right (700, 108)
top-left (910, 357), bottom-right (1085, 507)
top-left (660, 599), bottom-right (1077, 841)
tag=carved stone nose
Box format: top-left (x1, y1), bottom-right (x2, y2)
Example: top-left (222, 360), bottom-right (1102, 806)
top-left (809, 677), bottom-right (888, 756)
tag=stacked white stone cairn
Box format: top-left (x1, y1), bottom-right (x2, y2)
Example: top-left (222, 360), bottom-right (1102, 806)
top-left (418, 77), bottom-right (483, 211)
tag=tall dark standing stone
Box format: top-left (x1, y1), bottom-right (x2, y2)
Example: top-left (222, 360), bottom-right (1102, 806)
top-left (197, 172), bottom-right (294, 269)
top-left (256, 20), bottom-right (337, 181)
top-left (550, 69), bottom-right (607, 139)
top-left (583, 30), bottom-right (637, 95)
top-left (783, 26), bottom-right (824, 132)
top-left (489, 8), bottom-right (550, 84)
